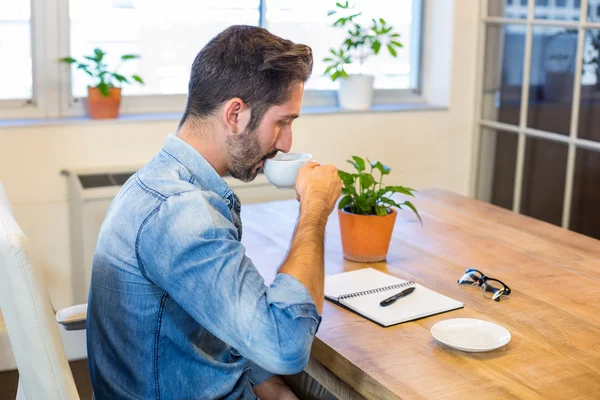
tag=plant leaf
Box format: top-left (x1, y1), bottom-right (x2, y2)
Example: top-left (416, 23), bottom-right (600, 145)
top-left (338, 195), bottom-right (354, 210)
top-left (338, 170), bottom-right (355, 186)
top-left (334, 17), bottom-right (346, 27)
top-left (340, 69), bottom-right (349, 79)
top-left (327, 10), bottom-right (337, 16)
top-left (94, 48), bottom-right (105, 61)
top-left (97, 82), bottom-right (111, 97)
top-left (379, 196), bottom-right (402, 209)
top-left (387, 44), bottom-right (398, 57)
top-left (372, 40), bottom-right (382, 54)
top-left (371, 161), bottom-right (391, 175)
top-left (59, 57), bottom-right (77, 64)
top-left (356, 194), bottom-right (374, 214)
top-left (121, 54), bottom-right (139, 61)
top-left (390, 33), bottom-right (401, 37)
top-left (380, 18), bottom-right (386, 25)
top-left (131, 75), bottom-right (144, 84)
top-left (346, 160), bottom-right (359, 171)
top-left (112, 73), bottom-right (129, 83)
top-left (84, 55), bottom-right (99, 62)
top-left (359, 173), bottom-right (375, 190)
top-left (351, 156), bottom-right (366, 172)
top-left (375, 205), bottom-right (388, 216)
top-left (402, 200), bottom-right (423, 225)
top-left (77, 64), bottom-right (93, 77)
top-left (384, 185), bottom-right (416, 196)
top-left (331, 71), bottom-right (341, 81)
top-left (391, 40), bottom-right (403, 48)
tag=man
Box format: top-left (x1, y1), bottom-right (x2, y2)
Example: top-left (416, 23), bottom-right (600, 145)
top-left (87, 25), bottom-right (342, 399)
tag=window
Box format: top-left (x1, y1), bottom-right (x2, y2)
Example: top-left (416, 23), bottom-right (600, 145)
top-left (1, 0), bottom-right (423, 119)
top-left (266, 0), bottom-right (418, 90)
top-left (477, 0), bottom-right (600, 240)
top-left (0, 1), bottom-right (32, 100)
top-left (69, 0), bottom-right (260, 97)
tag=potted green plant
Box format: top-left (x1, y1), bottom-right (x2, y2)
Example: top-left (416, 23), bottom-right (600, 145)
top-left (59, 48), bottom-right (144, 119)
top-left (584, 31), bottom-right (600, 91)
top-left (323, 1), bottom-right (403, 110)
top-left (338, 156), bottom-right (421, 262)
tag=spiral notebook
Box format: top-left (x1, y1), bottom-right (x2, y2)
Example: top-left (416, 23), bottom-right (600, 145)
top-left (325, 268), bottom-right (463, 327)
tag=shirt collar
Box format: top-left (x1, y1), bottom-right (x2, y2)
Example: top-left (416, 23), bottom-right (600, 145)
top-left (161, 133), bottom-right (233, 199)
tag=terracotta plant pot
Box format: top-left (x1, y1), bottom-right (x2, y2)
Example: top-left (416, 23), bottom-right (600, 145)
top-left (338, 208), bottom-right (397, 262)
top-left (87, 87), bottom-right (122, 119)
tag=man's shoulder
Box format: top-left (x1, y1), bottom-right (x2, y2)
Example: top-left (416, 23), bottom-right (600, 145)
top-left (135, 152), bottom-right (199, 200)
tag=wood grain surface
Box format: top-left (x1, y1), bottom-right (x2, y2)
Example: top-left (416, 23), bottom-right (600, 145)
top-left (240, 189), bottom-right (600, 400)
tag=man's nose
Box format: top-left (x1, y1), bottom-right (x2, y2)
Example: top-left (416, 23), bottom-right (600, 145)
top-left (274, 127), bottom-right (292, 153)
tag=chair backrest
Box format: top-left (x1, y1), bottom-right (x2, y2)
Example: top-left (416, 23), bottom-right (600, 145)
top-left (0, 182), bottom-right (79, 400)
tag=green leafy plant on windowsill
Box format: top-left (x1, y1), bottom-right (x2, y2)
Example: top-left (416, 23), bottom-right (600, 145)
top-left (584, 30), bottom-right (600, 89)
top-left (338, 156), bottom-right (422, 223)
top-left (58, 48), bottom-right (144, 97)
top-left (323, 1), bottom-right (403, 81)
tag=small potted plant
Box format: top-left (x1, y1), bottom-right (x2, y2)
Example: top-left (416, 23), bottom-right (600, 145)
top-left (338, 156), bottom-right (421, 262)
top-left (59, 48), bottom-right (144, 119)
top-left (323, 1), bottom-right (403, 110)
top-left (584, 30), bottom-right (600, 91)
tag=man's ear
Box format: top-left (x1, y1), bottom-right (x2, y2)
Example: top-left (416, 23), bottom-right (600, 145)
top-left (222, 98), bottom-right (250, 135)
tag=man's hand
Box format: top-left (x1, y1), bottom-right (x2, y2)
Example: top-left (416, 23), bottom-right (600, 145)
top-left (253, 375), bottom-right (299, 400)
top-left (295, 162), bottom-right (342, 216)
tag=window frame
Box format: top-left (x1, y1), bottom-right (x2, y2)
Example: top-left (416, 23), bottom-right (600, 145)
top-left (0, 0), bottom-right (425, 120)
top-left (474, 0), bottom-right (600, 230)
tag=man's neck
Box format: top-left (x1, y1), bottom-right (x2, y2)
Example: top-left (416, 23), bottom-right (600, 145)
top-left (176, 123), bottom-right (228, 176)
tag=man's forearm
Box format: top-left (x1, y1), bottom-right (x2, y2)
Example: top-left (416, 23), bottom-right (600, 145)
top-left (278, 201), bottom-right (328, 314)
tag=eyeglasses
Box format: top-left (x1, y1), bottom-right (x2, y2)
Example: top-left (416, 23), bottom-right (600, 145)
top-left (457, 268), bottom-right (511, 302)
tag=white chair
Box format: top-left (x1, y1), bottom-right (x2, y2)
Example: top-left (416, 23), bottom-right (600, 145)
top-left (0, 182), bottom-right (88, 400)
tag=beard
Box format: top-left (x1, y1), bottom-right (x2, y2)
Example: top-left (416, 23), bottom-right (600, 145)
top-left (226, 126), bottom-right (278, 182)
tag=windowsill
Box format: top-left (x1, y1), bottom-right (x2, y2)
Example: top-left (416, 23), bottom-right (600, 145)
top-left (0, 103), bottom-right (446, 129)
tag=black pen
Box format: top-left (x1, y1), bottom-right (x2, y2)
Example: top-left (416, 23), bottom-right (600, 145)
top-left (380, 287), bottom-right (416, 307)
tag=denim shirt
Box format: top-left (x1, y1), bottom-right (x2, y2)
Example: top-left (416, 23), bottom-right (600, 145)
top-left (87, 134), bottom-right (321, 399)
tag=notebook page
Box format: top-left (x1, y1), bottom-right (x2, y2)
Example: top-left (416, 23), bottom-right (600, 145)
top-left (324, 268), bottom-right (410, 301)
top-left (341, 283), bottom-right (463, 326)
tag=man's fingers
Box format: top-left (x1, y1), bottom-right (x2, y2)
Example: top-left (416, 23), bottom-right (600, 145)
top-left (302, 161), bottom-right (320, 170)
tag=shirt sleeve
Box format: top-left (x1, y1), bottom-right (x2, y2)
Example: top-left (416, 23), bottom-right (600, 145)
top-left (137, 189), bottom-right (321, 375)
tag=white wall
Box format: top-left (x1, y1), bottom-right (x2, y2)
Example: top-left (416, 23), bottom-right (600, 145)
top-left (0, 0), bottom-right (480, 365)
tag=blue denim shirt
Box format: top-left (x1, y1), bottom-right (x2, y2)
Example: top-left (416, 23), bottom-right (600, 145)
top-left (87, 134), bottom-right (321, 399)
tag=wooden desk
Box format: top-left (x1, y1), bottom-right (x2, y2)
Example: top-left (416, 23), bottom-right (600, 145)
top-left (240, 189), bottom-right (600, 399)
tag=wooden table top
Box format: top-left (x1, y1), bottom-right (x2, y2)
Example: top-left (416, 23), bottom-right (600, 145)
top-left (240, 189), bottom-right (600, 400)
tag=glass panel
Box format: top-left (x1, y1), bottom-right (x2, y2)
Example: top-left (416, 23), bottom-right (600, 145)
top-left (488, 0), bottom-right (528, 19)
top-left (69, 0), bottom-right (260, 97)
top-left (527, 26), bottom-right (577, 136)
top-left (267, 0), bottom-right (417, 90)
top-left (477, 128), bottom-right (518, 211)
top-left (589, 2), bottom-right (600, 22)
top-left (520, 137), bottom-right (568, 226)
top-left (570, 147), bottom-right (600, 239)
top-left (0, 0), bottom-right (32, 100)
top-left (482, 24), bottom-right (525, 126)
top-left (535, 0), bottom-right (580, 20)
top-left (578, 29), bottom-right (600, 141)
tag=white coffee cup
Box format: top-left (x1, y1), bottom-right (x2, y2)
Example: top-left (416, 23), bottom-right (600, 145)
top-left (264, 152), bottom-right (312, 190)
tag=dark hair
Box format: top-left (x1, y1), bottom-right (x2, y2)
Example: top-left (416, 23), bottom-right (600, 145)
top-left (179, 25), bottom-right (313, 130)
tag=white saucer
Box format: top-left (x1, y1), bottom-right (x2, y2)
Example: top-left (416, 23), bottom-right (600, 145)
top-left (430, 318), bottom-right (511, 352)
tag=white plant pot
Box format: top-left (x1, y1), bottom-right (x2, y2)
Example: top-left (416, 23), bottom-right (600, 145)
top-left (337, 74), bottom-right (375, 110)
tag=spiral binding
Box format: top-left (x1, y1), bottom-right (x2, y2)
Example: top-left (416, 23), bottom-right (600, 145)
top-left (338, 281), bottom-right (416, 300)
